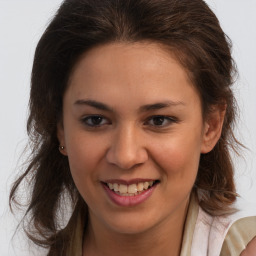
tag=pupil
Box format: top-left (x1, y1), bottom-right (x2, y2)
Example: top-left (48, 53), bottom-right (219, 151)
top-left (153, 117), bottom-right (164, 125)
top-left (91, 116), bottom-right (102, 125)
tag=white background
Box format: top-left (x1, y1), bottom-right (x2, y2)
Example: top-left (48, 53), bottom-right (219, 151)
top-left (0, 0), bottom-right (256, 255)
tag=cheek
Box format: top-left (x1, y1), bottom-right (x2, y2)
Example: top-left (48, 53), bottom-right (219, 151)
top-left (151, 133), bottom-right (202, 181)
top-left (158, 146), bottom-right (200, 178)
top-left (148, 134), bottom-right (202, 211)
top-left (65, 137), bottom-right (106, 207)
top-left (65, 133), bottom-right (106, 187)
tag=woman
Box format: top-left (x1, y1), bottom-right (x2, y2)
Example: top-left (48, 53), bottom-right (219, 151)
top-left (10, 0), bottom-right (256, 255)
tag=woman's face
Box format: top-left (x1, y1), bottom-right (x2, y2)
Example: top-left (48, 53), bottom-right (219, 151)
top-left (58, 42), bottom-right (217, 234)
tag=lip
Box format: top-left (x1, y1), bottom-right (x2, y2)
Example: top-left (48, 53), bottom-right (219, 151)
top-left (102, 180), bottom-right (158, 207)
top-left (103, 178), bottom-right (156, 185)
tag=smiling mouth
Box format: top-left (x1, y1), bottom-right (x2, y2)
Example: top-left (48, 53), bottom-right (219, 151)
top-left (104, 180), bottom-right (160, 196)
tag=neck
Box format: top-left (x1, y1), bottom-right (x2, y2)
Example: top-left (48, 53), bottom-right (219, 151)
top-left (83, 200), bottom-right (189, 256)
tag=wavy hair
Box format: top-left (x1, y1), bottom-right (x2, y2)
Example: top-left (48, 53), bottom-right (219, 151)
top-left (10, 0), bottom-right (240, 254)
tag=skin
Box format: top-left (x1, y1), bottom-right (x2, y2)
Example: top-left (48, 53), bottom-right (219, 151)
top-left (240, 236), bottom-right (256, 256)
top-left (58, 42), bottom-right (225, 256)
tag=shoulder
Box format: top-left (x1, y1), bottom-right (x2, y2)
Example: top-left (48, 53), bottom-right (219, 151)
top-left (220, 216), bottom-right (256, 256)
top-left (191, 197), bottom-right (256, 256)
top-left (219, 198), bottom-right (256, 256)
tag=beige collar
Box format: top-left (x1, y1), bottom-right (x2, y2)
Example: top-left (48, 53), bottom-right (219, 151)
top-left (180, 194), bottom-right (199, 256)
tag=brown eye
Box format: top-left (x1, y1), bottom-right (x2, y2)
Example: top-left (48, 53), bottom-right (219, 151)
top-left (151, 116), bottom-right (165, 126)
top-left (82, 115), bottom-right (109, 127)
top-left (145, 115), bottom-right (178, 127)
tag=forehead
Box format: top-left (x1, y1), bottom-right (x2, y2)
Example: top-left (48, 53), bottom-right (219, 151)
top-left (69, 41), bottom-right (192, 83)
top-left (65, 42), bottom-right (201, 111)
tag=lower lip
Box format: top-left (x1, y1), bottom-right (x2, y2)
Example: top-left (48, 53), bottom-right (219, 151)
top-left (102, 183), bottom-right (157, 207)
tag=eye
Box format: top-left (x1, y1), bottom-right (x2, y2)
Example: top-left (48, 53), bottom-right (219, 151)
top-left (145, 115), bottom-right (178, 127)
top-left (81, 115), bottom-right (110, 127)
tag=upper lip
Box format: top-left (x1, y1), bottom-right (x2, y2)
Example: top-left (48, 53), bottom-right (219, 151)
top-left (102, 178), bottom-right (158, 185)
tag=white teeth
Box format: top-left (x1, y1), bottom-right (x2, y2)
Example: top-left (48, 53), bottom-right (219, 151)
top-left (113, 183), bottom-right (119, 192)
top-left (143, 182), bottom-right (149, 190)
top-left (106, 181), bottom-right (156, 195)
top-left (119, 184), bottom-right (128, 194)
top-left (137, 182), bottom-right (144, 191)
top-left (108, 183), bottom-right (114, 190)
top-left (128, 184), bottom-right (138, 194)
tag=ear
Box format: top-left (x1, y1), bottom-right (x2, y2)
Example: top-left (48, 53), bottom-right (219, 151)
top-left (201, 104), bottom-right (226, 154)
top-left (57, 122), bottom-right (68, 156)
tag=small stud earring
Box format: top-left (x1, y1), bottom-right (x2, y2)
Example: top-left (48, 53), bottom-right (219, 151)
top-left (59, 145), bottom-right (65, 151)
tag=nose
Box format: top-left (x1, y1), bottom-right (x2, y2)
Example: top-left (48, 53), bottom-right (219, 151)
top-left (106, 125), bottom-right (148, 170)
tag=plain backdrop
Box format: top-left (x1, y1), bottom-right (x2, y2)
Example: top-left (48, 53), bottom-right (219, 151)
top-left (0, 0), bottom-right (256, 255)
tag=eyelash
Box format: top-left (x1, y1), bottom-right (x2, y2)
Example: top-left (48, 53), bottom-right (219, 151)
top-left (144, 115), bottom-right (179, 127)
top-left (81, 115), bottom-right (111, 127)
top-left (80, 115), bottom-right (179, 128)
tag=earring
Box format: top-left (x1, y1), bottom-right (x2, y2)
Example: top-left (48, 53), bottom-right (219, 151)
top-left (59, 145), bottom-right (65, 151)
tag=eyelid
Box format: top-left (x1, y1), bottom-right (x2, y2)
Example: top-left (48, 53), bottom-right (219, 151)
top-left (79, 114), bottom-right (179, 129)
top-left (144, 115), bottom-right (179, 127)
top-left (80, 114), bottom-right (111, 127)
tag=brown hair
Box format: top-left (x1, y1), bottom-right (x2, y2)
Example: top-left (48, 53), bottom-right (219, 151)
top-left (10, 0), bottom-right (240, 253)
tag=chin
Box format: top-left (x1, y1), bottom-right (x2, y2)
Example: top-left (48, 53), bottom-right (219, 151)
top-left (101, 210), bottom-right (162, 235)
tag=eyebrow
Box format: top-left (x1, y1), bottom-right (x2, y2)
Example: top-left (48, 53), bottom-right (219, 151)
top-left (74, 99), bottom-right (114, 112)
top-left (139, 101), bottom-right (185, 112)
top-left (74, 99), bottom-right (185, 112)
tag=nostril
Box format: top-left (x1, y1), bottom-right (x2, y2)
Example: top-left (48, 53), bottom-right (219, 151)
top-left (105, 132), bottom-right (148, 169)
top-left (106, 151), bottom-right (147, 170)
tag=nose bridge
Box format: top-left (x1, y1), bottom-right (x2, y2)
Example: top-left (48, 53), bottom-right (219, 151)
top-left (106, 123), bottom-right (148, 169)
